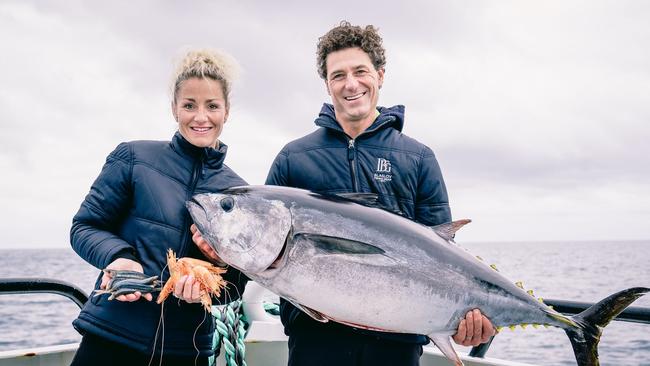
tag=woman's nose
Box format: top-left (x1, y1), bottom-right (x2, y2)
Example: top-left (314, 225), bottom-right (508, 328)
top-left (194, 107), bottom-right (209, 122)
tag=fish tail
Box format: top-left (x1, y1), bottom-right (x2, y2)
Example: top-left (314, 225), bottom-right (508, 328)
top-left (564, 287), bottom-right (649, 366)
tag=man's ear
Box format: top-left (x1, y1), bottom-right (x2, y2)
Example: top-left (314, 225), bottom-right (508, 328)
top-left (377, 67), bottom-right (385, 89)
top-left (325, 80), bottom-right (331, 95)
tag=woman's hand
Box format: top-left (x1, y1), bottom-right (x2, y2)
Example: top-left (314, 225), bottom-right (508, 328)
top-left (191, 224), bottom-right (226, 265)
top-left (172, 274), bottom-right (203, 304)
top-left (101, 258), bottom-right (153, 302)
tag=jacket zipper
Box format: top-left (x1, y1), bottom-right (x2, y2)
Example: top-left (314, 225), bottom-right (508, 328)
top-left (180, 158), bottom-right (203, 256)
top-left (347, 138), bottom-right (359, 192)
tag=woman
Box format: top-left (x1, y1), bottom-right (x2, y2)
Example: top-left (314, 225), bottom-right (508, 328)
top-left (69, 49), bottom-right (248, 365)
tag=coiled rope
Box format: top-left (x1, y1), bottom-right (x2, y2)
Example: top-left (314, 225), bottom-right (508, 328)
top-left (209, 300), bottom-right (280, 366)
top-left (210, 300), bottom-right (247, 366)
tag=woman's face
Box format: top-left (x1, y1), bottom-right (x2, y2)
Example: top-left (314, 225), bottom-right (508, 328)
top-left (173, 77), bottom-right (229, 148)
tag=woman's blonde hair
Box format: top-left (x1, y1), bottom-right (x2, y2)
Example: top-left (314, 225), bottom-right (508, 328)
top-left (171, 48), bottom-right (240, 108)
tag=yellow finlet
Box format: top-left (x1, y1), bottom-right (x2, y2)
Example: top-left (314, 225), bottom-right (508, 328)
top-left (509, 325), bottom-right (516, 331)
top-left (515, 281), bottom-right (524, 289)
top-left (490, 264), bottom-right (499, 271)
top-left (527, 289), bottom-right (534, 296)
top-left (520, 323), bottom-right (528, 329)
top-left (532, 324), bottom-right (540, 329)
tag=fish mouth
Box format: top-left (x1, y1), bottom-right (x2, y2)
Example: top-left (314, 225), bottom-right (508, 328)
top-left (186, 198), bottom-right (209, 234)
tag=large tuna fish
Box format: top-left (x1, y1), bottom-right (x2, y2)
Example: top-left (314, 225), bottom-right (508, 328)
top-left (186, 185), bottom-right (648, 366)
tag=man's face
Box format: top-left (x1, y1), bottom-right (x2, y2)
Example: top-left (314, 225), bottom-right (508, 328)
top-left (325, 47), bottom-right (384, 127)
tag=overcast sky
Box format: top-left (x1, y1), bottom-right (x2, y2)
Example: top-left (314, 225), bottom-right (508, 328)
top-left (1, 1), bottom-right (649, 248)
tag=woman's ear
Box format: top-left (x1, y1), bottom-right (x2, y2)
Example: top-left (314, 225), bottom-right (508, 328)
top-left (171, 101), bottom-right (178, 122)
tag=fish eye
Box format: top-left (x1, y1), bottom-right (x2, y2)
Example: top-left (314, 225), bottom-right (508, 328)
top-left (220, 197), bottom-right (235, 212)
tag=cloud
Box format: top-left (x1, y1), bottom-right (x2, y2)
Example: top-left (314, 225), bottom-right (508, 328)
top-left (1, 1), bottom-right (649, 247)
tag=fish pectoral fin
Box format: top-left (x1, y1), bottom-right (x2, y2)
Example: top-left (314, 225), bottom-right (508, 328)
top-left (429, 334), bottom-right (463, 366)
top-left (289, 300), bottom-right (329, 323)
top-left (297, 233), bottom-right (385, 255)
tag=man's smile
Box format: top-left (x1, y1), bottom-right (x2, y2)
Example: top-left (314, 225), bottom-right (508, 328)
top-left (344, 92), bottom-right (366, 101)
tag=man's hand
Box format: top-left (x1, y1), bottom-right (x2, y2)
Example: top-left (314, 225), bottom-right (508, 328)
top-left (452, 309), bottom-right (495, 346)
top-left (190, 224), bottom-right (225, 265)
top-left (101, 258), bottom-right (153, 302)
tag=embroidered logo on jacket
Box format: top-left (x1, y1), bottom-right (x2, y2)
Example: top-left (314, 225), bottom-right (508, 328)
top-left (373, 158), bottom-right (393, 183)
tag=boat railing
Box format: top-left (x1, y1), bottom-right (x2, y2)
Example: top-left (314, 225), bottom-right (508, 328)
top-left (2, 278), bottom-right (650, 359)
top-left (0, 278), bottom-right (88, 309)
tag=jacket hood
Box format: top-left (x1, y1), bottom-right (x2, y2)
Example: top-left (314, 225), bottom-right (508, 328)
top-left (314, 103), bottom-right (405, 135)
top-left (171, 131), bottom-right (228, 168)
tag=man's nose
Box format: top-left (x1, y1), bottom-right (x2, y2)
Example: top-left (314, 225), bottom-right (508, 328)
top-left (344, 75), bottom-right (359, 89)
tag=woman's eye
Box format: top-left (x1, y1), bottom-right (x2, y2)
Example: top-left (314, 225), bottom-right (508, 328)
top-left (183, 103), bottom-right (195, 110)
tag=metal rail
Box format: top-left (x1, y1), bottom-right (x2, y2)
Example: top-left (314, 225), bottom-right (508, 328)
top-left (0, 278), bottom-right (89, 309)
top-left (469, 298), bottom-right (650, 358)
top-left (3, 278), bottom-right (650, 360)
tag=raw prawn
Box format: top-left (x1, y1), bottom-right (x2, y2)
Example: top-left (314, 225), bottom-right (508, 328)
top-left (156, 249), bottom-right (227, 311)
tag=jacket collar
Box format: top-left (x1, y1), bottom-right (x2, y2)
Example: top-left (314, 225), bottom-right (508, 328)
top-left (171, 131), bottom-right (228, 168)
top-left (314, 103), bottom-right (405, 136)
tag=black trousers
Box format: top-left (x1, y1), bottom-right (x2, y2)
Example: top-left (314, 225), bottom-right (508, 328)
top-left (288, 330), bottom-right (423, 366)
top-left (70, 333), bottom-right (209, 366)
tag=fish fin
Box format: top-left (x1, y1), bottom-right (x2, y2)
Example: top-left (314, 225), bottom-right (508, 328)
top-left (332, 193), bottom-right (407, 217)
top-left (430, 219), bottom-right (472, 241)
top-left (288, 300), bottom-right (329, 323)
top-left (564, 286), bottom-right (649, 366)
top-left (333, 192), bottom-right (380, 206)
top-left (428, 334), bottom-right (463, 366)
top-left (297, 233), bottom-right (385, 255)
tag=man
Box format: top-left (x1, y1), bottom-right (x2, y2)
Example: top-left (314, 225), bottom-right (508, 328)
top-left (262, 21), bottom-right (496, 365)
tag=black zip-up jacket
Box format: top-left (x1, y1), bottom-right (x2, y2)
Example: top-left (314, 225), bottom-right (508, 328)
top-left (266, 104), bottom-right (451, 344)
top-left (71, 132), bottom-right (248, 356)
top-left (265, 103), bottom-right (452, 345)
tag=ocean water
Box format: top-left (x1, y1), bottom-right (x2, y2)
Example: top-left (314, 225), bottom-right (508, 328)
top-left (0, 241), bottom-right (649, 365)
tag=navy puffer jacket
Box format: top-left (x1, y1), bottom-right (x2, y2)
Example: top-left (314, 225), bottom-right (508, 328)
top-left (71, 132), bottom-right (248, 356)
top-left (266, 103), bottom-right (451, 344)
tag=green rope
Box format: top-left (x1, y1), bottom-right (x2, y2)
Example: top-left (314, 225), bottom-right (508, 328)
top-left (263, 301), bottom-right (280, 316)
top-left (210, 301), bottom-right (247, 366)
top-left (209, 301), bottom-right (281, 366)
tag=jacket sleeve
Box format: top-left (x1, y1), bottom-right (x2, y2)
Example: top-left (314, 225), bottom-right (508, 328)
top-left (70, 142), bottom-right (137, 270)
top-left (414, 146), bottom-right (452, 226)
top-left (265, 150), bottom-right (290, 186)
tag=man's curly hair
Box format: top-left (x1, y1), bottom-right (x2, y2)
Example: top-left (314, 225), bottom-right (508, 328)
top-left (316, 21), bottom-right (386, 80)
